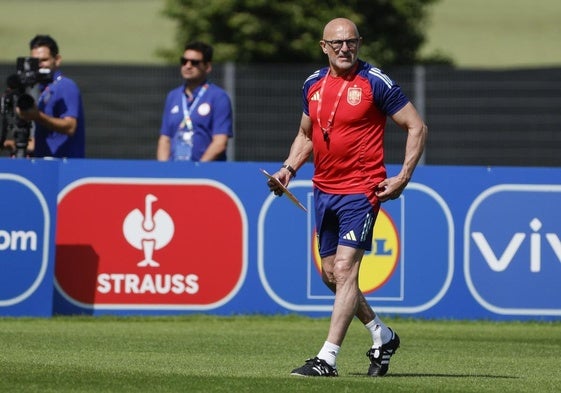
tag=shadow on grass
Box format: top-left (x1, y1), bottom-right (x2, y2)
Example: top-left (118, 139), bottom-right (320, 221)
top-left (349, 372), bottom-right (519, 379)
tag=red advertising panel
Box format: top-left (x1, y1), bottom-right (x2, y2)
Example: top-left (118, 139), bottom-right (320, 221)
top-left (56, 178), bottom-right (246, 310)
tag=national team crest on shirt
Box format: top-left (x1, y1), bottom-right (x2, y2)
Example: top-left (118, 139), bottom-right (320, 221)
top-left (347, 87), bottom-right (362, 106)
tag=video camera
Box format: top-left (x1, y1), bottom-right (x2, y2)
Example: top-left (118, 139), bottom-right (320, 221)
top-left (1, 57), bottom-right (52, 158)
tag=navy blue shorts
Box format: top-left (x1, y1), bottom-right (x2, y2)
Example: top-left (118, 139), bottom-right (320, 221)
top-left (314, 188), bottom-right (380, 258)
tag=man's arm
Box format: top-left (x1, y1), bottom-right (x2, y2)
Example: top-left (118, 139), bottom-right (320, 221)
top-left (17, 105), bottom-right (77, 136)
top-left (375, 102), bottom-right (427, 202)
top-left (199, 134), bottom-right (229, 162)
top-left (268, 113), bottom-right (313, 193)
top-left (157, 134), bottom-right (171, 161)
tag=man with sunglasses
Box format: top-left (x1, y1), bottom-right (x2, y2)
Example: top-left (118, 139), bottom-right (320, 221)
top-left (267, 18), bottom-right (427, 377)
top-left (157, 41), bottom-right (233, 162)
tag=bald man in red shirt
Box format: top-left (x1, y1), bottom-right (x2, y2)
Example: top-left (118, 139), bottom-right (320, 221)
top-left (268, 18), bottom-right (427, 377)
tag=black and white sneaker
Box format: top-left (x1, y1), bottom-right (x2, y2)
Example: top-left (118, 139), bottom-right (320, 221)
top-left (290, 357), bottom-right (338, 377)
top-left (366, 328), bottom-right (400, 377)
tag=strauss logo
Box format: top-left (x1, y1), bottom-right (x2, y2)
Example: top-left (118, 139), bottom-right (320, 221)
top-left (122, 194), bottom-right (174, 267)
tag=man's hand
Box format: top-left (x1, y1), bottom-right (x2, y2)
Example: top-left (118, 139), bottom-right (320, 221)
top-left (375, 175), bottom-right (409, 202)
top-left (15, 104), bottom-right (40, 122)
top-left (267, 169), bottom-right (291, 197)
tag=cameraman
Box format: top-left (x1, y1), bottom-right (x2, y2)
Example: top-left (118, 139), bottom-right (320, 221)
top-left (15, 35), bottom-right (85, 158)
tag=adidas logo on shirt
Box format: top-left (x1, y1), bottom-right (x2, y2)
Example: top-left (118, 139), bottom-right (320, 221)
top-left (310, 91), bottom-right (321, 101)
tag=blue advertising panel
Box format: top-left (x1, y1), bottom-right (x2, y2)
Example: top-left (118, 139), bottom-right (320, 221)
top-left (258, 181), bottom-right (454, 315)
top-left (1, 158), bottom-right (559, 320)
top-left (0, 159), bottom-right (58, 316)
top-left (53, 160), bottom-right (252, 315)
top-left (465, 184), bottom-right (561, 316)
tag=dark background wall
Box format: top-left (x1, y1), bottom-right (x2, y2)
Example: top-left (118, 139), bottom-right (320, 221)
top-left (1, 63), bottom-right (559, 167)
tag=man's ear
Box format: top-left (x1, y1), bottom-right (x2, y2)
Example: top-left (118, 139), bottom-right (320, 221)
top-left (54, 54), bottom-right (62, 68)
top-left (205, 62), bottom-right (212, 74)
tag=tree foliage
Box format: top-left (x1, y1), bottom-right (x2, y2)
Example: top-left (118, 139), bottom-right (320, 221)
top-left (159, 0), bottom-right (448, 67)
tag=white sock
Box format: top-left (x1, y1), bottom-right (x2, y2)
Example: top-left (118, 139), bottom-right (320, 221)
top-left (365, 315), bottom-right (392, 348)
top-left (317, 341), bottom-right (340, 368)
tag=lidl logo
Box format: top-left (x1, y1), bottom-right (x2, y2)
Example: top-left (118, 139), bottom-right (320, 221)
top-left (259, 180), bottom-right (453, 314)
top-left (55, 178), bottom-right (247, 310)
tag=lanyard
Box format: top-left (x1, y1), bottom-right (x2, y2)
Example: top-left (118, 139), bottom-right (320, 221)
top-left (38, 74), bottom-right (63, 104)
top-left (316, 75), bottom-right (349, 142)
top-left (181, 83), bottom-right (209, 132)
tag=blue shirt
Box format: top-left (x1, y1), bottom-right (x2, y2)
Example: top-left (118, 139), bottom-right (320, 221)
top-left (160, 82), bottom-right (233, 161)
top-left (34, 70), bottom-right (86, 158)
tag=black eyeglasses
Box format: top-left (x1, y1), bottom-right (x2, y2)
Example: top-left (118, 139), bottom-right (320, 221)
top-left (323, 38), bottom-right (360, 51)
top-left (180, 57), bottom-right (203, 66)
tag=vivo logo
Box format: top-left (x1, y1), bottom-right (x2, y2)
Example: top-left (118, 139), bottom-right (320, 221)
top-left (0, 229), bottom-right (38, 251)
top-left (472, 218), bottom-right (561, 273)
top-left (465, 183), bottom-right (561, 316)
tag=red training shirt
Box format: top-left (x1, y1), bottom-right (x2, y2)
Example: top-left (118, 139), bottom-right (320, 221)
top-left (302, 60), bottom-right (409, 199)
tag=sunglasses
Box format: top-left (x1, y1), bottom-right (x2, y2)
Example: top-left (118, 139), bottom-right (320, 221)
top-left (180, 57), bottom-right (203, 66)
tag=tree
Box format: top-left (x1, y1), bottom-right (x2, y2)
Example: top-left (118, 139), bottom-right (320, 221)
top-left (159, 0), bottom-right (449, 67)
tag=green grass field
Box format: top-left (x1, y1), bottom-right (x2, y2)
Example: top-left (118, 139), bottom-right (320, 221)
top-left (1, 315), bottom-right (560, 392)
top-left (1, 0), bottom-right (561, 67)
